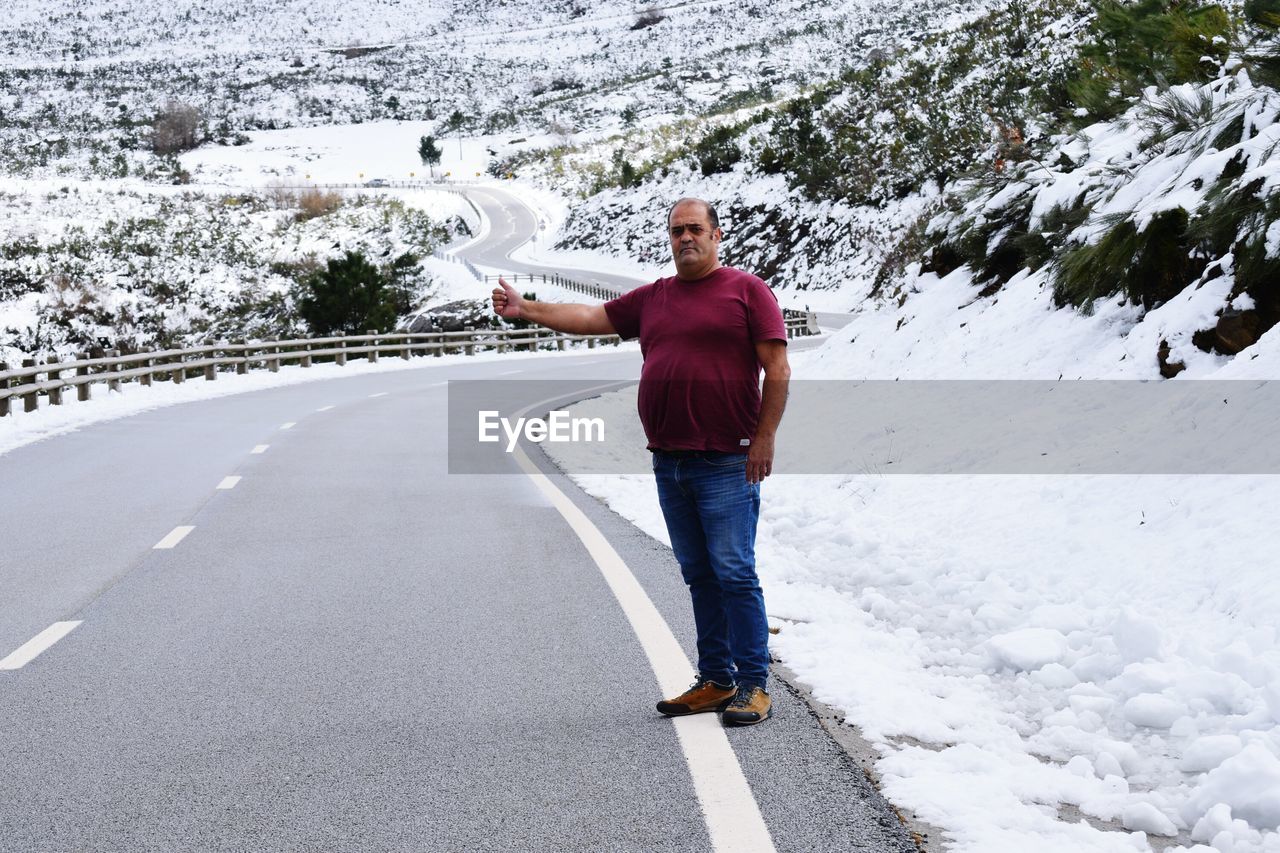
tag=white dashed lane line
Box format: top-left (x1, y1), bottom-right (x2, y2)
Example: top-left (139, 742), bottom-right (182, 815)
top-left (317, 405), bottom-right (334, 412)
top-left (497, 369), bottom-right (522, 376)
top-left (0, 621), bottom-right (83, 671)
top-left (368, 392), bottom-right (389, 398)
top-left (280, 422), bottom-right (296, 430)
top-left (216, 476), bottom-right (241, 490)
top-left (251, 445), bottom-right (269, 454)
top-left (153, 526), bottom-right (195, 550)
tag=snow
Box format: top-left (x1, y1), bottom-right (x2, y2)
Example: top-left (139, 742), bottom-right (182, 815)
top-left (1122, 695), bottom-right (1186, 730)
top-left (1124, 802), bottom-right (1180, 837)
top-left (988, 629), bottom-right (1070, 673)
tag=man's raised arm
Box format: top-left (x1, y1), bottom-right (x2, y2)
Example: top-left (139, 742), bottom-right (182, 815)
top-left (491, 277), bottom-right (616, 335)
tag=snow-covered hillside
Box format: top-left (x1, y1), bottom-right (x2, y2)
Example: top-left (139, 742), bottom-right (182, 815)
top-left (0, 183), bottom-right (476, 363)
top-left (0, 0), bottom-right (988, 178)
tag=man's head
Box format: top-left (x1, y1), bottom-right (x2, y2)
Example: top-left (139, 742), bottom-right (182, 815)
top-left (667, 197), bottom-right (722, 280)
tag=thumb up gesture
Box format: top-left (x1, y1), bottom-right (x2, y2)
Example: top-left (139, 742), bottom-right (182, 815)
top-left (491, 277), bottom-right (523, 319)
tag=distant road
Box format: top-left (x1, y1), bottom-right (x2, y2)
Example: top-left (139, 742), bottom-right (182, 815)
top-left (457, 185), bottom-right (855, 331)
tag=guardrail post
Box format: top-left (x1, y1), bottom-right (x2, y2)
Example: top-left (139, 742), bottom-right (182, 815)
top-left (433, 333), bottom-right (443, 357)
top-left (556, 335), bottom-right (565, 352)
top-left (235, 341), bottom-right (248, 375)
top-left (205, 360), bottom-right (217, 381)
top-left (76, 353), bottom-right (91, 400)
top-left (336, 340), bottom-right (347, 366)
top-left (267, 338), bottom-right (279, 372)
top-left (464, 332), bottom-right (474, 356)
top-left (401, 337), bottom-right (410, 360)
top-left (301, 342), bottom-right (312, 368)
top-left (104, 351), bottom-right (121, 392)
top-left (367, 330), bottom-right (378, 362)
top-left (588, 336), bottom-right (596, 349)
top-left (140, 350), bottom-right (153, 386)
top-left (46, 357), bottom-right (63, 406)
top-left (172, 352), bottom-right (185, 384)
top-left (0, 362), bottom-right (9, 417)
top-left (22, 358), bottom-right (37, 412)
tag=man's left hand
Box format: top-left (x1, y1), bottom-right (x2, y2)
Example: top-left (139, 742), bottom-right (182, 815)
top-left (746, 435), bottom-right (774, 484)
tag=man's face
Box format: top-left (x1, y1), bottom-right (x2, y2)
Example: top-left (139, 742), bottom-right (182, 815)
top-left (668, 201), bottom-right (721, 277)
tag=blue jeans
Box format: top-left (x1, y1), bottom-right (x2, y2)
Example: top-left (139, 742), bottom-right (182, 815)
top-left (652, 452), bottom-right (769, 689)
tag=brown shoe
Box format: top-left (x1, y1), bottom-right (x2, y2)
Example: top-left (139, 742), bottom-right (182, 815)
top-left (656, 677), bottom-right (737, 716)
top-left (721, 685), bottom-right (771, 726)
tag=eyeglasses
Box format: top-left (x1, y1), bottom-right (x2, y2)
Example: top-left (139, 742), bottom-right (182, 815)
top-left (669, 224), bottom-right (711, 237)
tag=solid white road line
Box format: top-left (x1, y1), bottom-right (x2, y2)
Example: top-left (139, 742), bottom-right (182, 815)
top-left (0, 621), bottom-right (83, 670)
top-left (216, 476), bottom-right (241, 490)
top-left (510, 388), bottom-right (777, 853)
top-left (251, 445), bottom-right (269, 454)
top-left (317, 405), bottom-right (335, 412)
top-left (280, 422), bottom-right (296, 430)
top-left (369, 392), bottom-right (389, 398)
top-left (497, 369), bottom-right (522, 376)
top-left (153, 526), bottom-right (195, 550)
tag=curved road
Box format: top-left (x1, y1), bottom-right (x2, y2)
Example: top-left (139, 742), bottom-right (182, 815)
top-left (0, 188), bottom-right (907, 852)
top-left (461, 185), bottom-right (854, 331)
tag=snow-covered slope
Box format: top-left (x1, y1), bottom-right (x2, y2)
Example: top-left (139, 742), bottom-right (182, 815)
top-left (0, 0), bottom-right (986, 178)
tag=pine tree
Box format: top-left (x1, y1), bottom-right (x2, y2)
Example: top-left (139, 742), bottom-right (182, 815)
top-left (418, 135), bottom-right (442, 177)
top-left (299, 251), bottom-right (398, 336)
top-left (1066, 0), bottom-right (1232, 122)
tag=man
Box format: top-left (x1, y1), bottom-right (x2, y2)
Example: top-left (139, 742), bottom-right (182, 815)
top-left (490, 198), bottom-right (790, 725)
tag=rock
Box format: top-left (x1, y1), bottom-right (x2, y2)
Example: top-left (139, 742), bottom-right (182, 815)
top-left (1213, 309), bottom-right (1260, 355)
top-left (1158, 339), bottom-right (1185, 378)
top-left (401, 299), bottom-right (494, 333)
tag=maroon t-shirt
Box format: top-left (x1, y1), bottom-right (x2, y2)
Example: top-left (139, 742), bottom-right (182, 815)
top-left (604, 266), bottom-right (787, 453)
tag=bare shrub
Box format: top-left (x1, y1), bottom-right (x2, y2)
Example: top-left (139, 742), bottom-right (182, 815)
top-left (262, 183), bottom-right (344, 220)
top-left (151, 100), bottom-right (201, 154)
top-left (265, 181), bottom-right (298, 210)
top-left (296, 188), bottom-right (344, 221)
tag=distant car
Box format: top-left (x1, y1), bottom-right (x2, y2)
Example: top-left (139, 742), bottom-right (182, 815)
top-left (365, 178), bottom-right (389, 187)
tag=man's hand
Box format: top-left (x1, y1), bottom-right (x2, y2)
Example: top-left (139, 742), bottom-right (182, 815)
top-left (749, 339), bottom-right (790, 484)
top-left (491, 277), bottom-right (522, 319)
top-left (746, 434), bottom-right (774, 484)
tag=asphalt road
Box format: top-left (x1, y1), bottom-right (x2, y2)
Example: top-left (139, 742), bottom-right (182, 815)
top-left (0, 188), bottom-right (908, 852)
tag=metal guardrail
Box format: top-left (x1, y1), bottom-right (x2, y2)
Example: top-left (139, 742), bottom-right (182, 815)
top-left (1, 268), bottom-right (820, 418)
top-left (433, 249), bottom-right (484, 282)
top-left (484, 273), bottom-right (822, 337)
top-left (268, 180), bottom-right (484, 191)
top-left (0, 328), bottom-right (620, 419)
